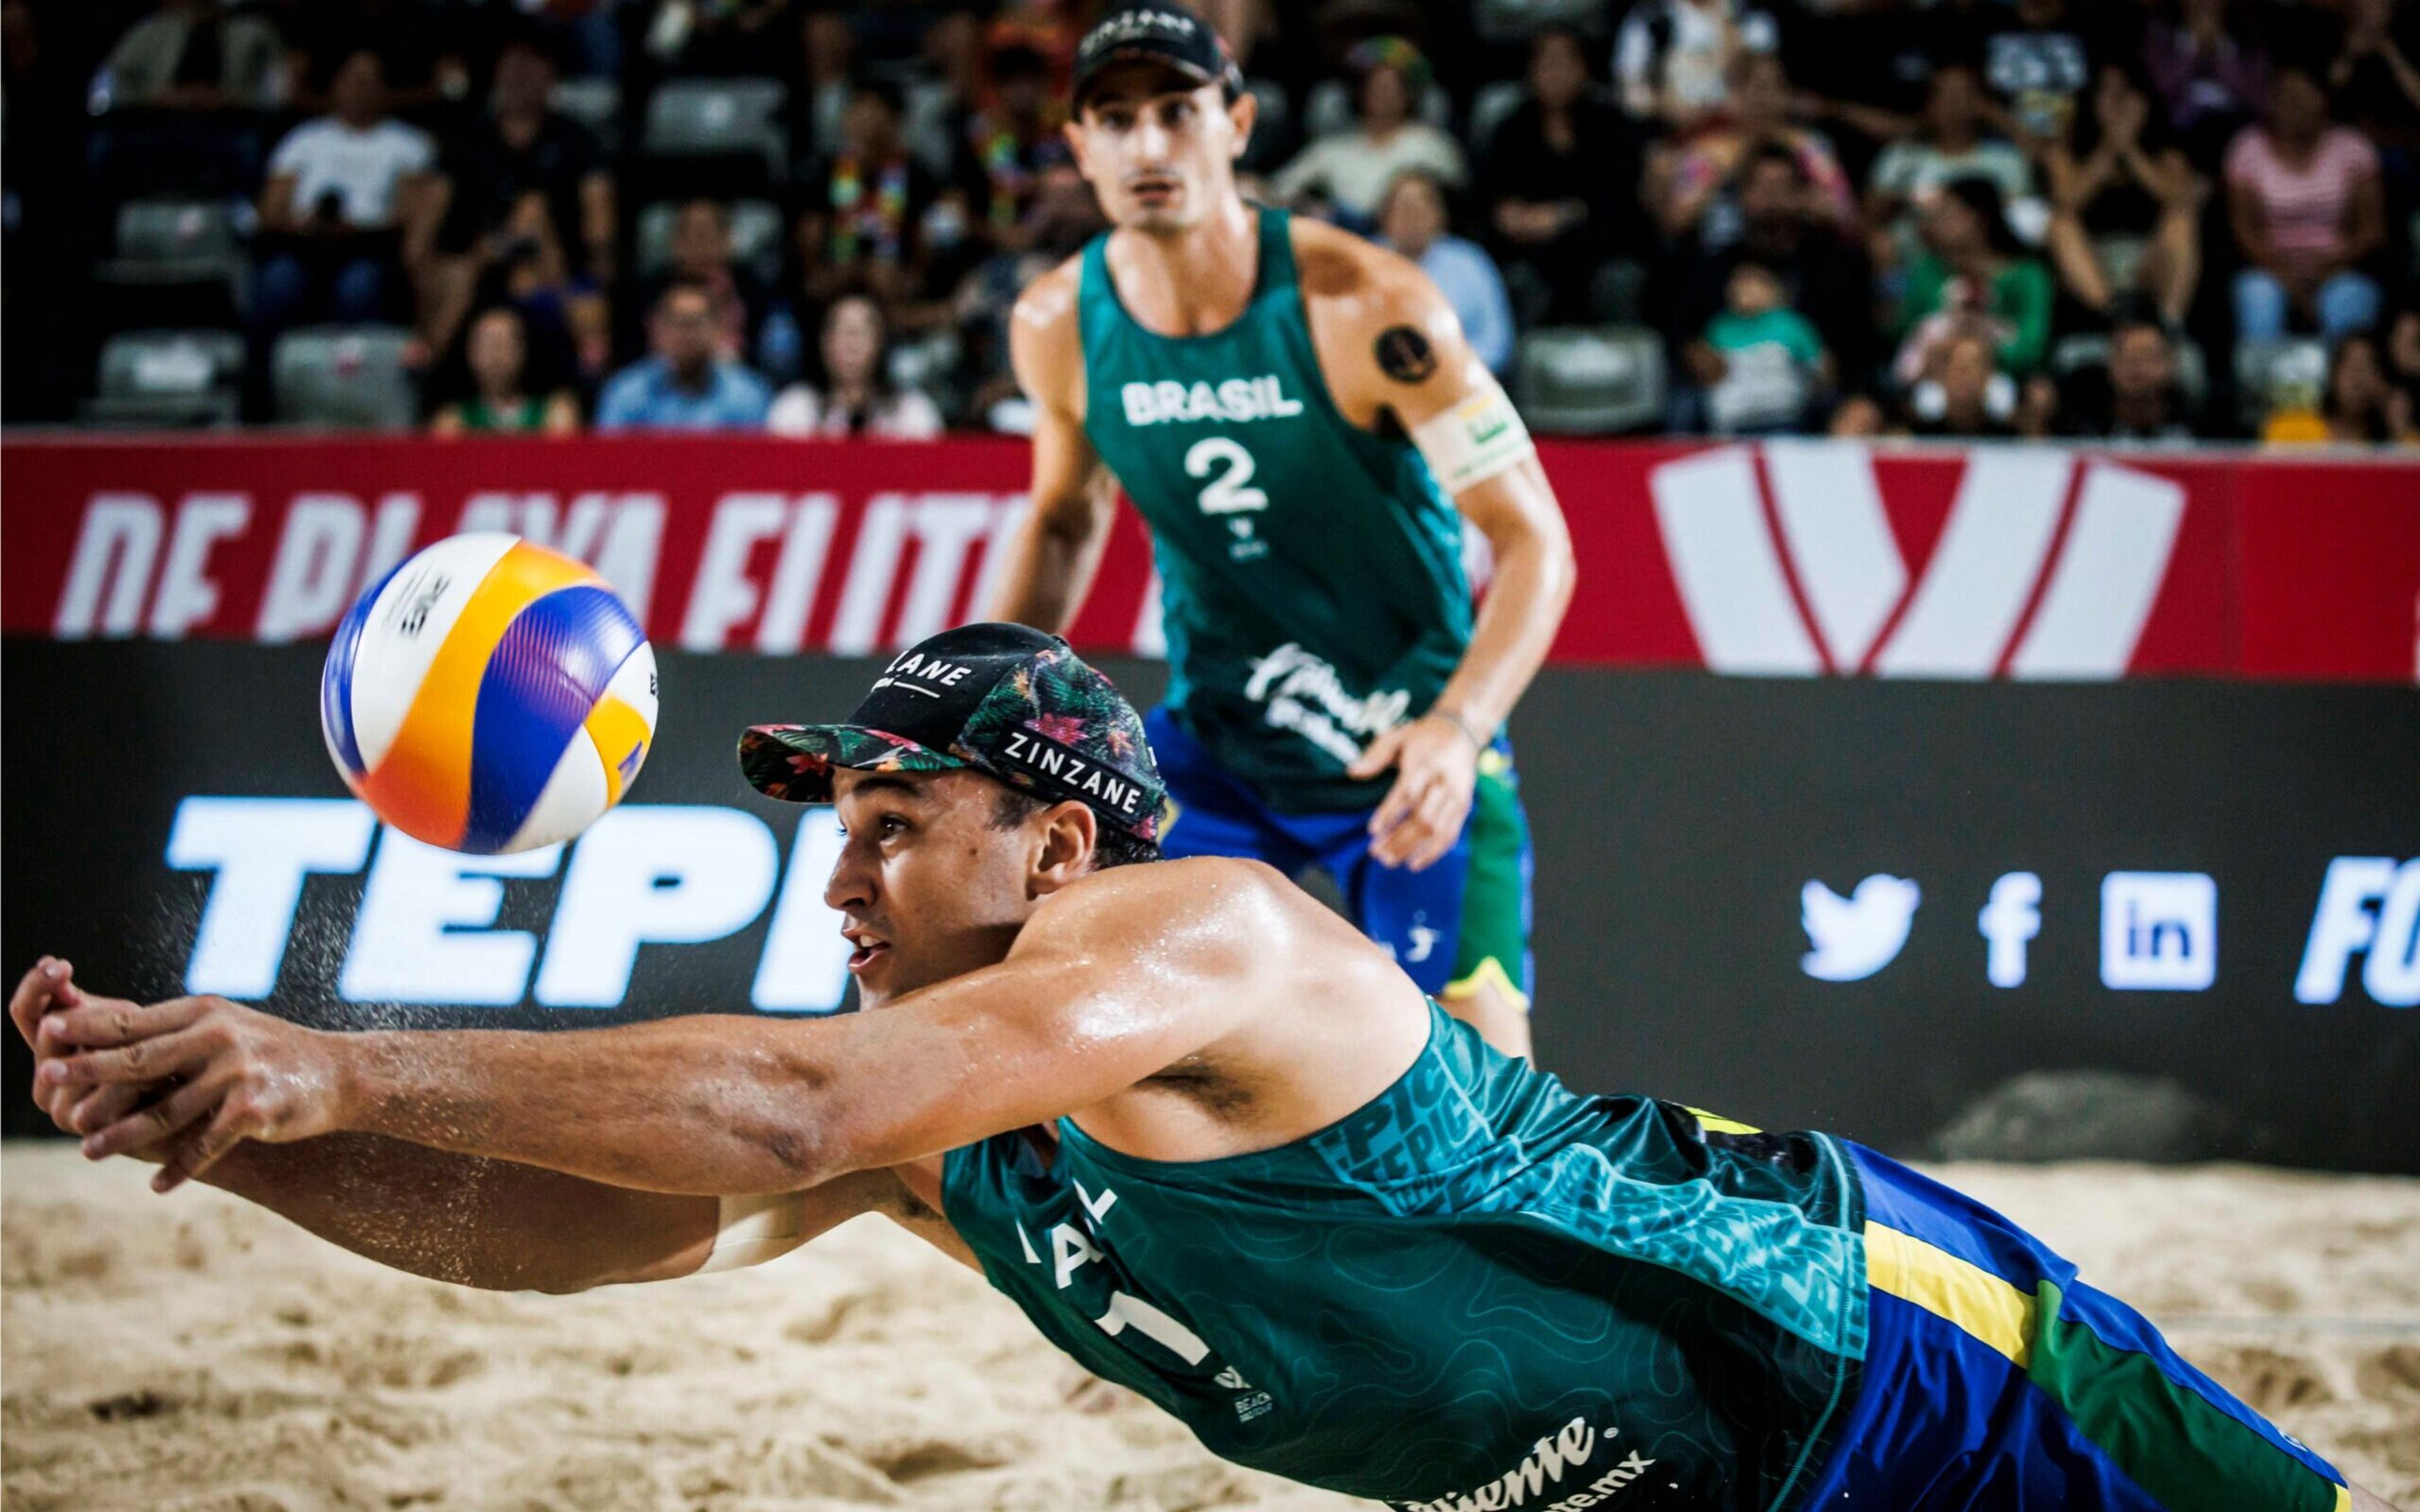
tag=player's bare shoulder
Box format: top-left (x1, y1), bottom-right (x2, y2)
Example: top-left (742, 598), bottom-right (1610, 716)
top-left (1016, 854), bottom-right (1427, 1114)
top-left (1288, 215), bottom-right (1436, 326)
top-left (1016, 854), bottom-right (1400, 997)
top-left (1009, 251), bottom-right (1089, 418)
top-left (1015, 854), bottom-right (1306, 963)
top-left (1286, 215), bottom-right (1471, 428)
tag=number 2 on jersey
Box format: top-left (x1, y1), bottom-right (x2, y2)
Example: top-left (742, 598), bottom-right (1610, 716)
top-left (1185, 437), bottom-right (1268, 515)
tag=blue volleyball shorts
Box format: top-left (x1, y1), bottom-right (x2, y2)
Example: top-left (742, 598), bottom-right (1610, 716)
top-left (1801, 1143), bottom-right (2353, 1511)
top-left (1145, 706), bottom-right (1534, 1008)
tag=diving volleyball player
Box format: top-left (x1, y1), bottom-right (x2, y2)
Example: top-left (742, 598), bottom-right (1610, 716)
top-left (986, 2), bottom-right (1576, 1059)
top-left (21, 623), bottom-right (2400, 1512)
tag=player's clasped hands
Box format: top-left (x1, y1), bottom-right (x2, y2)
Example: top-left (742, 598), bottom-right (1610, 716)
top-left (1349, 713), bottom-right (1481, 873)
top-left (10, 958), bottom-right (343, 1193)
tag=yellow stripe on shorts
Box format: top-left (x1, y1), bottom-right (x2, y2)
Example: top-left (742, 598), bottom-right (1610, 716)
top-left (1861, 1222), bottom-right (2353, 1511)
top-left (1684, 1106), bottom-right (1763, 1136)
top-left (1442, 955), bottom-right (1530, 1014)
top-left (1864, 1220), bottom-right (2036, 1368)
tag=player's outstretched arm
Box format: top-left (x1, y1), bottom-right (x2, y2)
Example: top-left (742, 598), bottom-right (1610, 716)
top-left (147, 1133), bottom-right (725, 1293)
top-left (10, 959), bottom-right (696, 1290)
top-left (1311, 235), bottom-right (1576, 870)
top-left (30, 861), bottom-right (1257, 1198)
top-left (13, 958), bottom-right (929, 1290)
top-left (988, 258), bottom-right (1119, 634)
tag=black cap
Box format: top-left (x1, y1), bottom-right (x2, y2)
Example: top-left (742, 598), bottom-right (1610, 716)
top-left (1071, 3), bottom-right (1240, 109)
top-left (739, 623), bottom-right (1165, 844)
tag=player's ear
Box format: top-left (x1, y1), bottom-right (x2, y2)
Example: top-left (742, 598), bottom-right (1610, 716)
top-left (1030, 802), bottom-right (1100, 895)
top-left (1063, 116), bottom-right (1092, 179)
top-left (1225, 86), bottom-right (1257, 163)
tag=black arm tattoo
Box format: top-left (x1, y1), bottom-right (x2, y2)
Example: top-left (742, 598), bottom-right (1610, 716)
top-left (1375, 324), bottom-right (1438, 384)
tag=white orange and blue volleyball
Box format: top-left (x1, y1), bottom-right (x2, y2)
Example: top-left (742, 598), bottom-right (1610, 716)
top-left (320, 532), bottom-right (657, 854)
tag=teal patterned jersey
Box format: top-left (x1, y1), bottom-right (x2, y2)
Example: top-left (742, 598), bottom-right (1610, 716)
top-left (940, 1004), bottom-right (1870, 1512)
top-left (1076, 207), bottom-right (1473, 812)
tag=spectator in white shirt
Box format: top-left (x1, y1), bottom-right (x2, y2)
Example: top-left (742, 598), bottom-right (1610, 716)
top-left (1615, 0), bottom-right (1777, 130)
top-left (1272, 37), bottom-right (1465, 230)
top-left (1864, 64), bottom-right (2036, 272)
top-left (769, 292), bottom-right (944, 438)
top-left (251, 50), bottom-right (434, 344)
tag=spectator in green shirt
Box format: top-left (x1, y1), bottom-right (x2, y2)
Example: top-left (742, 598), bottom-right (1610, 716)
top-left (1689, 261), bottom-right (1833, 433)
top-left (1894, 176), bottom-right (2054, 381)
top-left (430, 306), bottom-right (580, 437)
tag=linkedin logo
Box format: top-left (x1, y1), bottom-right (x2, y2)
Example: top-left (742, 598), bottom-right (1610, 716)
top-left (2100, 872), bottom-right (2217, 991)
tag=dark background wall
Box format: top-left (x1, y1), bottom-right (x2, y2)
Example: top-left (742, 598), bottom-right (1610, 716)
top-left (6, 639), bottom-right (2416, 1171)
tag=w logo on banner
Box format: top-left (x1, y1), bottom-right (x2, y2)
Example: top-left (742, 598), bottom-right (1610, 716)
top-left (1652, 442), bottom-right (2187, 679)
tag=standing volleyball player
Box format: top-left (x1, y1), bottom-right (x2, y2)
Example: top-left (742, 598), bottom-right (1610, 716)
top-left (986, 3), bottom-right (1574, 1058)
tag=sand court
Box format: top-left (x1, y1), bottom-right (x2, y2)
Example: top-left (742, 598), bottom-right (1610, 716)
top-left (5, 1144), bottom-right (2415, 1511)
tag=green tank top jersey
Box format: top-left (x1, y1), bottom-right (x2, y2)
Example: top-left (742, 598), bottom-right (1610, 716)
top-left (458, 396), bottom-right (546, 432)
top-left (942, 1004), bottom-right (1869, 1512)
top-left (1078, 207), bottom-right (1474, 812)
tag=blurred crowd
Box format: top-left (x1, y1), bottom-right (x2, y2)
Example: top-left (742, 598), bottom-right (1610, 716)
top-left (7, 0), bottom-right (2420, 444)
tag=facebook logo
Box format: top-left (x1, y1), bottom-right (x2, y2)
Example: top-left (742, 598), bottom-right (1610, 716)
top-left (2100, 872), bottom-right (2217, 990)
top-left (1978, 873), bottom-right (2042, 988)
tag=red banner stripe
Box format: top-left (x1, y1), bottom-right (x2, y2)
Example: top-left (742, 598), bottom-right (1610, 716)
top-left (3, 435), bottom-right (2412, 684)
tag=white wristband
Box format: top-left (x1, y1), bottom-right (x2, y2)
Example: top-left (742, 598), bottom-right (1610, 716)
top-left (697, 1191), bottom-right (809, 1273)
top-left (1409, 378), bottom-right (1536, 494)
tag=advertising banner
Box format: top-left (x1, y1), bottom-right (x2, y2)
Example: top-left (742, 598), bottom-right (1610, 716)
top-left (6, 640), bottom-right (2415, 1172)
top-left (4, 436), bottom-right (2414, 680)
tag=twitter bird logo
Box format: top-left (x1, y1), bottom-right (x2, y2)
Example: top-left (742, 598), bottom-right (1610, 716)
top-left (1801, 876), bottom-right (1922, 982)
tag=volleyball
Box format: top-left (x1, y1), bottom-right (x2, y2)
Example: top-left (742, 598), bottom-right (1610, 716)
top-left (320, 532), bottom-right (657, 855)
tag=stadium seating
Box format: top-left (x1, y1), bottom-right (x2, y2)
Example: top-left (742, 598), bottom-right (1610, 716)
top-left (801, 77), bottom-right (850, 161)
top-left (1466, 81), bottom-right (1528, 157)
top-left (642, 77), bottom-right (788, 181)
top-left (902, 78), bottom-right (962, 180)
top-left (1240, 79), bottom-right (1294, 171)
top-left (92, 199), bottom-right (247, 319)
top-left (549, 77), bottom-right (622, 154)
top-left (272, 325), bottom-right (418, 430)
top-left (77, 329), bottom-right (244, 429)
top-left (635, 198), bottom-right (786, 284)
top-left (2092, 236), bottom-right (2153, 302)
top-left (1514, 326), bottom-right (1667, 433)
top-left (1301, 78), bottom-right (1455, 142)
top-left (888, 328), bottom-right (962, 396)
top-left (1588, 260), bottom-right (1649, 324)
top-left (2232, 336), bottom-right (2330, 433)
top-left (2051, 331), bottom-right (2211, 414)
top-left (25, 0), bottom-right (2416, 442)
top-left (1472, 0), bottom-right (1612, 44)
